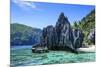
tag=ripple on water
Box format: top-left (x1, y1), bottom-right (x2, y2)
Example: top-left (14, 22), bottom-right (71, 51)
top-left (10, 46), bottom-right (95, 66)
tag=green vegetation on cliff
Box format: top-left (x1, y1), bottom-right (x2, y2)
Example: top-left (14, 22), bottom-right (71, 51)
top-left (79, 9), bottom-right (95, 32)
top-left (73, 9), bottom-right (95, 44)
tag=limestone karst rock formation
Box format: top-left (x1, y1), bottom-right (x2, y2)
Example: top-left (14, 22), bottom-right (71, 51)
top-left (32, 12), bottom-right (84, 53)
top-left (55, 13), bottom-right (74, 50)
top-left (73, 29), bottom-right (84, 49)
top-left (88, 29), bottom-right (95, 44)
top-left (40, 25), bottom-right (56, 49)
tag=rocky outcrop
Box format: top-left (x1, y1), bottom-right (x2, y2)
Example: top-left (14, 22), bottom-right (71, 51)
top-left (32, 43), bottom-right (49, 53)
top-left (32, 12), bottom-right (84, 53)
top-left (55, 13), bottom-right (74, 51)
top-left (73, 29), bottom-right (84, 49)
top-left (41, 25), bottom-right (56, 49)
top-left (32, 47), bottom-right (48, 53)
top-left (88, 29), bottom-right (95, 44)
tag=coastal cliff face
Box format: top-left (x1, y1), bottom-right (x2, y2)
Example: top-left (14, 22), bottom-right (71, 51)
top-left (32, 13), bottom-right (84, 52)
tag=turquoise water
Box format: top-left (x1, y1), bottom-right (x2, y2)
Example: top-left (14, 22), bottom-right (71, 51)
top-left (10, 46), bottom-right (95, 66)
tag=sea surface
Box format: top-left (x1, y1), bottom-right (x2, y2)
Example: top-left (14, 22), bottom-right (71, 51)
top-left (10, 46), bottom-right (95, 66)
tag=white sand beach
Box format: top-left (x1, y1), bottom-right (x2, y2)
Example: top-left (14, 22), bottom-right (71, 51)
top-left (77, 45), bottom-right (95, 53)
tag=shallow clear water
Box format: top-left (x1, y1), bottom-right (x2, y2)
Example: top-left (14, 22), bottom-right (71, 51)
top-left (10, 46), bottom-right (95, 66)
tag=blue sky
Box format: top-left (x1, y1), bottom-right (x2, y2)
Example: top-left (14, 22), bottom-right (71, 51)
top-left (11, 0), bottom-right (95, 29)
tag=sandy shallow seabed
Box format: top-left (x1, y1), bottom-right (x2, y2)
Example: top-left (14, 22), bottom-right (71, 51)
top-left (10, 46), bottom-right (95, 66)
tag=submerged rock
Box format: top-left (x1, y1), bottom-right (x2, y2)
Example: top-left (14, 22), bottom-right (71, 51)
top-left (32, 47), bottom-right (48, 53)
top-left (32, 44), bottom-right (48, 53)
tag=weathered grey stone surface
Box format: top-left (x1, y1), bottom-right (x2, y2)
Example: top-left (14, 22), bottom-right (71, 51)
top-left (55, 12), bottom-right (74, 50)
top-left (32, 13), bottom-right (84, 53)
top-left (73, 29), bottom-right (84, 49)
top-left (88, 29), bottom-right (95, 44)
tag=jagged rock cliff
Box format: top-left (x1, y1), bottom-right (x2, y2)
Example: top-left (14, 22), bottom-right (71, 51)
top-left (32, 13), bottom-right (84, 53)
top-left (54, 13), bottom-right (74, 50)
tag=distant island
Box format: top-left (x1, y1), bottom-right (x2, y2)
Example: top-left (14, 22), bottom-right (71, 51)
top-left (10, 23), bottom-right (42, 46)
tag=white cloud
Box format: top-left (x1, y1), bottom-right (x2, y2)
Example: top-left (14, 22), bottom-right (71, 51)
top-left (11, 0), bottom-right (36, 10)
